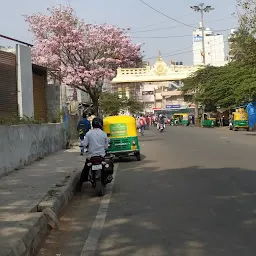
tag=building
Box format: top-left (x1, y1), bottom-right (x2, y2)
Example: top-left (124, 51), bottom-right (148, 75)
top-left (47, 78), bottom-right (92, 117)
top-left (228, 28), bottom-right (238, 62)
top-left (111, 54), bottom-right (200, 115)
top-left (193, 23), bottom-right (226, 66)
top-left (0, 45), bottom-right (48, 120)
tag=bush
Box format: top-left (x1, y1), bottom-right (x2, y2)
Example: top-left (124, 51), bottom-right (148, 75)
top-left (0, 116), bottom-right (44, 126)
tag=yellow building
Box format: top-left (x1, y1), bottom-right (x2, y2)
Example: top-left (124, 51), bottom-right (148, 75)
top-left (111, 53), bottom-right (201, 114)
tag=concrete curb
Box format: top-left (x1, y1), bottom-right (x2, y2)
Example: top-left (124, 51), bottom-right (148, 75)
top-left (1, 169), bottom-right (81, 256)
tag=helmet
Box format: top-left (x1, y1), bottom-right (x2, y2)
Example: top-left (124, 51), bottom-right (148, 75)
top-left (159, 114), bottom-right (162, 118)
top-left (92, 117), bottom-right (103, 129)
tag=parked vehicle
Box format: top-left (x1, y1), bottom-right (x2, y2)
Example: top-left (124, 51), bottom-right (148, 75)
top-left (103, 115), bottom-right (141, 161)
top-left (201, 113), bottom-right (216, 128)
top-left (230, 108), bottom-right (249, 131)
top-left (87, 150), bottom-right (114, 196)
top-left (173, 113), bottom-right (189, 125)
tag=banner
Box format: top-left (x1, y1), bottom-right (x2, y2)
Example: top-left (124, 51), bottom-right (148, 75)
top-left (166, 104), bottom-right (181, 109)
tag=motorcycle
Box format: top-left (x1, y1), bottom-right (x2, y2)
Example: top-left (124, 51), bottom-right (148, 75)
top-left (87, 155), bottom-right (114, 196)
top-left (87, 144), bottom-right (114, 196)
top-left (159, 123), bottom-right (164, 132)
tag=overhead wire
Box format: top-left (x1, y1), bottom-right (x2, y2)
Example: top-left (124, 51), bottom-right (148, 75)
top-left (138, 0), bottom-right (195, 28)
top-left (145, 39), bottom-right (229, 60)
top-left (132, 34), bottom-right (192, 39)
top-left (131, 27), bottom-right (234, 39)
top-left (130, 16), bottom-right (236, 34)
top-left (130, 13), bottom-right (197, 30)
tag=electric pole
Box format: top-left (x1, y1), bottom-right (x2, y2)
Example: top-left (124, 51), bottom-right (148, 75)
top-left (191, 3), bottom-right (214, 65)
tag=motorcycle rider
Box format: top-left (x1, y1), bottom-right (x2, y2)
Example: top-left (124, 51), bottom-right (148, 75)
top-left (158, 114), bottom-right (165, 130)
top-left (78, 117), bottom-right (109, 192)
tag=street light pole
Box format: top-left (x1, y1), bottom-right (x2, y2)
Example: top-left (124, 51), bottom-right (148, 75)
top-left (191, 3), bottom-right (214, 65)
top-left (190, 3), bottom-right (214, 127)
top-left (201, 9), bottom-right (206, 65)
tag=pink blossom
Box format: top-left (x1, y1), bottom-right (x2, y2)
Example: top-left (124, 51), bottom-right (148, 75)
top-left (25, 5), bottom-right (142, 107)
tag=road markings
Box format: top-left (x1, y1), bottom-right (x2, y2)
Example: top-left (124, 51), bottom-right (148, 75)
top-left (80, 163), bottom-right (119, 256)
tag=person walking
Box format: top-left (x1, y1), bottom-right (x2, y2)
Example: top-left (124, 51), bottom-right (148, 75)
top-left (77, 112), bottom-right (91, 155)
top-left (146, 115), bottom-right (150, 130)
top-left (139, 114), bottom-right (146, 135)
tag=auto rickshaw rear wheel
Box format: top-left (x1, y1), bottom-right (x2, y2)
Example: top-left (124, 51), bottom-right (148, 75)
top-left (135, 152), bottom-right (141, 161)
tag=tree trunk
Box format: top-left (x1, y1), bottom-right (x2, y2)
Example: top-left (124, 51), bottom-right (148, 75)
top-left (91, 97), bottom-right (99, 115)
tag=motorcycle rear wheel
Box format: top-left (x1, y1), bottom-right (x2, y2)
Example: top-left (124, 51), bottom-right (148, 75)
top-left (96, 178), bottom-right (105, 197)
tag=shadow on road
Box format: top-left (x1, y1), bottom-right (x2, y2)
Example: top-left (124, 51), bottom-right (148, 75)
top-left (95, 164), bottom-right (256, 256)
top-left (115, 154), bottom-right (148, 163)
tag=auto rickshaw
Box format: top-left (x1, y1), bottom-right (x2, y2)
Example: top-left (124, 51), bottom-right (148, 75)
top-left (201, 112), bottom-right (217, 128)
top-left (173, 113), bottom-right (189, 125)
top-left (230, 108), bottom-right (249, 131)
top-left (103, 115), bottom-right (141, 161)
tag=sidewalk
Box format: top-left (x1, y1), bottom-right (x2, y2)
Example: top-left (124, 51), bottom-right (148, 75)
top-left (0, 147), bottom-right (84, 256)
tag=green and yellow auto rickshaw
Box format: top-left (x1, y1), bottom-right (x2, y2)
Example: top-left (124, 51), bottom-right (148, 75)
top-left (173, 113), bottom-right (189, 125)
top-left (231, 108), bottom-right (249, 131)
top-left (201, 112), bottom-right (217, 128)
top-left (103, 115), bottom-right (141, 161)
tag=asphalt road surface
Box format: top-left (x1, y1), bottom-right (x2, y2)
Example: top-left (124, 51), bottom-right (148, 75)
top-left (37, 126), bottom-right (256, 256)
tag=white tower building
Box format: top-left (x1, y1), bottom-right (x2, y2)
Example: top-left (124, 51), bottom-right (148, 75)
top-left (193, 23), bottom-right (226, 66)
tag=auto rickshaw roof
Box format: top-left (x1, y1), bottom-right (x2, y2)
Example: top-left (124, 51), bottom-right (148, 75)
top-left (104, 115), bottom-right (135, 124)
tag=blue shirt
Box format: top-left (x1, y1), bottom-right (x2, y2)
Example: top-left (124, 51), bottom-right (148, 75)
top-left (77, 118), bottom-right (91, 138)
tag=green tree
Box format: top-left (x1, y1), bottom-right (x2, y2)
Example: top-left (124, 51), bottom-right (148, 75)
top-left (229, 0), bottom-right (256, 65)
top-left (99, 92), bottom-right (144, 115)
top-left (99, 92), bottom-right (123, 116)
top-left (126, 97), bottom-right (144, 114)
top-left (181, 1), bottom-right (256, 112)
top-left (182, 63), bottom-right (256, 110)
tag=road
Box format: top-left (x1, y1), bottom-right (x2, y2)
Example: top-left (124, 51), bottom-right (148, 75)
top-left (37, 126), bottom-right (256, 256)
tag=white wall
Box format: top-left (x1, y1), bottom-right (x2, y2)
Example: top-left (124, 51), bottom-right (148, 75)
top-left (16, 44), bottom-right (34, 118)
top-left (193, 29), bottom-right (226, 66)
top-left (0, 124), bottom-right (65, 176)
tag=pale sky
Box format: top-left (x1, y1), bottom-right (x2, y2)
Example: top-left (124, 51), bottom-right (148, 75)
top-left (0, 0), bottom-right (238, 65)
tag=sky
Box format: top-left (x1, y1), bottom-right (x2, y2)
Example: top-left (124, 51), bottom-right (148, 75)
top-left (0, 0), bottom-right (238, 65)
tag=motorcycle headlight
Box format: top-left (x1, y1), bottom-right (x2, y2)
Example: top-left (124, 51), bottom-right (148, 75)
top-left (105, 164), bottom-right (109, 168)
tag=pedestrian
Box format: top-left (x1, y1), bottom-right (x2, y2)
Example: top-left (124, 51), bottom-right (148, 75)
top-left (77, 112), bottom-right (91, 155)
top-left (146, 115), bottom-right (150, 130)
top-left (139, 114), bottom-right (146, 135)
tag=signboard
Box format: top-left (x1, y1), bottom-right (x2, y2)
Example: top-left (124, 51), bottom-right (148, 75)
top-left (110, 123), bottom-right (127, 137)
top-left (193, 35), bottom-right (202, 42)
top-left (166, 104), bottom-right (181, 109)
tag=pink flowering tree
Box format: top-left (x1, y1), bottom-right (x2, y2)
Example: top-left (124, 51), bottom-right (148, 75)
top-left (25, 6), bottom-right (142, 113)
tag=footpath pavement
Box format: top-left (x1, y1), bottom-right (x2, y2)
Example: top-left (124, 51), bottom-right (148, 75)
top-left (0, 147), bottom-right (85, 256)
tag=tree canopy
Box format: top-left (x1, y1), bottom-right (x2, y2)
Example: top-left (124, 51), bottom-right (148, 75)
top-left (99, 92), bottom-right (144, 116)
top-left (182, 0), bottom-right (256, 110)
top-left (25, 6), bottom-right (142, 113)
top-left (182, 63), bottom-right (256, 110)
